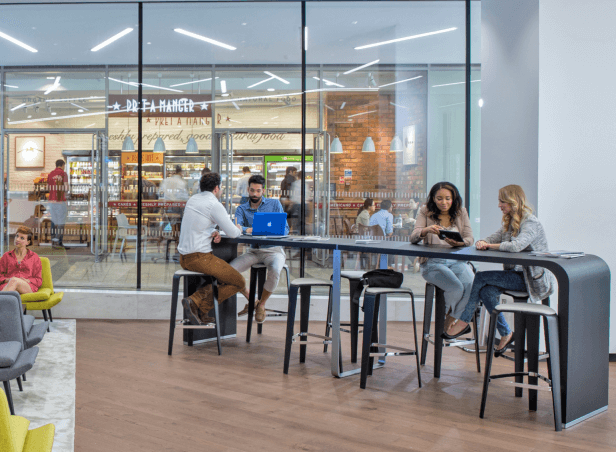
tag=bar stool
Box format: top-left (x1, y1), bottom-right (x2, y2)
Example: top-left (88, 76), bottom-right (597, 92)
top-left (168, 269), bottom-right (222, 356)
top-left (360, 286), bottom-right (422, 389)
top-left (420, 283), bottom-right (482, 377)
top-left (283, 278), bottom-right (342, 374)
top-left (480, 302), bottom-right (562, 431)
top-left (245, 263), bottom-right (291, 342)
top-left (338, 270), bottom-right (365, 363)
top-left (501, 290), bottom-right (551, 398)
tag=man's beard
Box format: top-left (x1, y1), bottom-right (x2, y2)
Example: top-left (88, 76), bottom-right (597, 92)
top-left (250, 196), bottom-right (261, 204)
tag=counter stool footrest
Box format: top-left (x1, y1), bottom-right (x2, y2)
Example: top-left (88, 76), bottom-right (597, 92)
top-left (490, 371), bottom-right (551, 385)
top-left (501, 352), bottom-right (549, 363)
top-left (371, 352), bottom-right (416, 357)
top-left (292, 332), bottom-right (332, 346)
top-left (372, 343), bottom-right (417, 354)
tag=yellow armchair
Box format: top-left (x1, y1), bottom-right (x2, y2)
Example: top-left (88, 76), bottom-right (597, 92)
top-left (0, 389), bottom-right (55, 452)
top-left (21, 258), bottom-right (63, 331)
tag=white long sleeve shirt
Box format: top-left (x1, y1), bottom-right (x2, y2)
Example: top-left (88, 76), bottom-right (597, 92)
top-left (177, 191), bottom-right (241, 255)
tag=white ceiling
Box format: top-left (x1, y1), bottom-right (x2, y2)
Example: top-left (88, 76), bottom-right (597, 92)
top-left (0, 1), bottom-right (480, 66)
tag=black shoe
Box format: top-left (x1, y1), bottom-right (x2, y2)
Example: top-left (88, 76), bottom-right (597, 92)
top-left (441, 324), bottom-right (471, 340)
top-left (494, 335), bottom-right (515, 358)
top-left (182, 298), bottom-right (203, 325)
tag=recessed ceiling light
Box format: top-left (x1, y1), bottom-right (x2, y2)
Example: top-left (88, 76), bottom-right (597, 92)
top-left (343, 59), bottom-right (380, 75)
top-left (47, 77), bottom-right (55, 80)
top-left (27, 115), bottom-right (32, 119)
top-left (51, 112), bottom-right (57, 116)
top-left (0, 30), bottom-right (38, 53)
top-left (221, 80), bottom-right (227, 93)
top-left (221, 93), bottom-right (230, 97)
top-left (355, 27), bottom-right (457, 50)
top-left (378, 75), bottom-right (422, 88)
top-left (478, 98), bottom-right (484, 107)
top-left (267, 88), bottom-right (275, 92)
top-left (147, 42), bottom-right (152, 45)
top-left (242, 23), bottom-right (247, 26)
top-left (352, 21), bottom-right (358, 25)
top-left (174, 28), bottom-right (236, 50)
top-left (264, 71), bottom-right (290, 84)
top-left (91, 28), bottom-right (134, 52)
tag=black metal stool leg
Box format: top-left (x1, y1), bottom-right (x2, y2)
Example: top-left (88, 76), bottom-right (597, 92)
top-left (48, 309), bottom-right (53, 322)
top-left (212, 280), bottom-right (222, 356)
top-left (433, 287), bottom-right (446, 378)
top-left (256, 267), bottom-right (266, 335)
top-left (368, 296), bottom-right (381, 376)
top-left (168, 274), bottom-right (181, 355)
top-left (16, 376), bottom-right (23, 392)
top-left (349, 281), bottom-right (360, 363)
top-left (420, 283), bottom-right (434, 366)
top-left (526, 314), bottom-right (540, 411)
top-left (360, 293), bottom-right (376, 389)
top-left (513, 308), bottom-right (526, 397)
top-left (299, 286), bottom-right (311, 363)
top-left (246, 267), bottom-right (259, 343)
top-left (480, 312), bottom-right (498, 418)
top-left (473, 306), bottom-right (481, 373)
top-left (283, 285), bottom-right (299, 374)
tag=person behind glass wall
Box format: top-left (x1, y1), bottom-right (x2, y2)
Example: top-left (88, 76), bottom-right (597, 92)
top-left (369, 199), bottom-right (394, 237)
top-left (288, 170), bottom-right (303, 233)
top-left (160, 165), bottom-right (189, 232)
top-left (177, 172), bottom-right (245, 325)
top-left (447, 185), bottom-right (555, 354)
top-left (356, 198), bottom-right (375, 227)
top-left (231, 174), bottom-right (288, 324)
top-left (235, 166), bottom-right (251, 205)
top-left (410, 182), bottom-right (475, 333)
top-left (191, 167), bottom-right (211, 195)
top-left (48, 159), bottom-right (68, 248)
top-left (0, 226), bottom-right (42, 294)
top-left (279, 166), bottom-right (297, 213)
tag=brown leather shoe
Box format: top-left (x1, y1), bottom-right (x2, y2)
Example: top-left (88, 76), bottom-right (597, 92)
top-left (198, 311), bottom-right (216, 324)
top-left (255, 301), bottom-right (266, 324)
top-left (182, 298), bottom-right (203, 325)
top-left (238, 303), bottom-right (249, 317)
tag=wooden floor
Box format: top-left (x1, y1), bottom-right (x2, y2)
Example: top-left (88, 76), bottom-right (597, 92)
top-left (75, 320), bottom-right (616, 451)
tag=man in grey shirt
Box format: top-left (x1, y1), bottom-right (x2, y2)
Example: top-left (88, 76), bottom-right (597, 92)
top-left (235, 166), bottom-right (251, 205)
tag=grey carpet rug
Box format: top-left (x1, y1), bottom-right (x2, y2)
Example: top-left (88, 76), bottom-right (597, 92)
top-left (11, 319), bottom-right (76, 452)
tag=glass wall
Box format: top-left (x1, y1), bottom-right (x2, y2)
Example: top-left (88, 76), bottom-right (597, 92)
top-left (0, 1), bottom-right (479, 293)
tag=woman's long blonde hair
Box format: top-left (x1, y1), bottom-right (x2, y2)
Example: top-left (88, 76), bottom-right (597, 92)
top-left (499, 185), bottom-right (533, 237)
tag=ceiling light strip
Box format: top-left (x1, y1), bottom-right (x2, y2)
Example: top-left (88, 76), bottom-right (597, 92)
top-left (431, 79), bottom-right (481, 88)
top-left (264, 71), bottom-right (290, 84)
top-left (378, 75), bottom-right (422, 88)
top-left (247, 77), bottom-right (275, 89)
top-left (0, 30), bottom-right (38, 53)
top-left (343, 59), bottom-right (380, 75)
top-left (170, 77), bottom-right (217, 88)
top-left (10, 103), bottom-right (26, 112)
top-left (44, 76), bottom-right (61, 95)
top-left (348, 110), bottom-right (377, 118)
top-left (91, 28), bottom-right (133, 52)
top-left (174, 28), bottom-right (236, 50)
top-left (355, 27), bottom-right (457, 50)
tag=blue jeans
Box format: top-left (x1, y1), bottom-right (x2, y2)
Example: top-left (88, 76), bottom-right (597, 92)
top-left (421, 259), bottom-right (474, 319)
top-left (459, 270), bottom-right (526, 336)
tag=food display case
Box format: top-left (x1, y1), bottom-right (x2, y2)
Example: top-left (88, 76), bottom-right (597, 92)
top-left (164, 156), bottom-right (208, 196)
top-left (264, 155), bottom-right (314, 191)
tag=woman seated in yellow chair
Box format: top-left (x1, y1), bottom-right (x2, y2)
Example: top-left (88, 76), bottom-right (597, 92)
top-left (0, 226), bottom-right (42, 294)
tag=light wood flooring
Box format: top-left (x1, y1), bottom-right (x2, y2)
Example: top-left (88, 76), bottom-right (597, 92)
top-left (75, 320), bottom-right (616, 451)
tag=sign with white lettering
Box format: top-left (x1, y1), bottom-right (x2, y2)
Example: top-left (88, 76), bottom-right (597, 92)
top-left (108, 94), bottom-right (212, 118)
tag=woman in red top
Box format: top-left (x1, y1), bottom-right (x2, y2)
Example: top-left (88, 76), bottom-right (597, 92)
top-left (0, 226), bottom-right (42, 294)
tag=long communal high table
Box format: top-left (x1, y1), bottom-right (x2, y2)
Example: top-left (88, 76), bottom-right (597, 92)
top-left (227, 235), bottom-right (610, 429)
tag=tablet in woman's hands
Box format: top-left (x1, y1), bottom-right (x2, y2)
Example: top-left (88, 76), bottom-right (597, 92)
top-left (437, 229), bottom-right (464, 243)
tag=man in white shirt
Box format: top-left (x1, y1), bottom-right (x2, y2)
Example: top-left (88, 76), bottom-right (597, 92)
top-left (178, 172), bottom-right (245, 325)
top-left (234, 166), bottom-right (251, 205)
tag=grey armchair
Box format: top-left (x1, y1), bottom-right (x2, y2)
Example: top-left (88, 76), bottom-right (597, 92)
top-left (0, 292), bottom-right (40, 415)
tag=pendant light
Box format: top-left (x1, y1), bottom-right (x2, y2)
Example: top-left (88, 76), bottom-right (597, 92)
top-left (122, 135), bottom-right (134, 151)
top-left (186, 137), bottom-right (198, 154)
top-left (361, 136), bottom-right (375, 153)
top-left (121, 74), bottom-right (134, 152)
top-left (185, 74), bottom-right (199, 154)
top-left (389, 135), bottom-right (403, 152)
top-left (331, 136), bottom-right (343, 154)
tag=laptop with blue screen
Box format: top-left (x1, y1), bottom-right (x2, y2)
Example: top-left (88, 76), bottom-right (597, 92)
top-left (251, 212), bottom-right (288, 236)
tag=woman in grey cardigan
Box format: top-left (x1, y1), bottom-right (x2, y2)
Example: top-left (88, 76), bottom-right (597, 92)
top-left (446, 185), bottom-right (555, 354)
top-left (411, 182), bottom-right (475, 333)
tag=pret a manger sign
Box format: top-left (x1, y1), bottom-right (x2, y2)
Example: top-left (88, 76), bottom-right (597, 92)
top-left (109, 94), bottom-right (212, 118)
